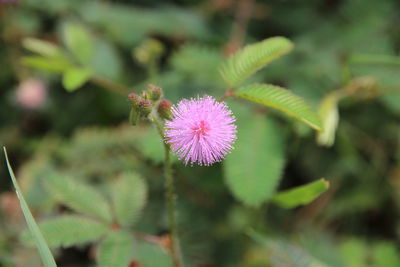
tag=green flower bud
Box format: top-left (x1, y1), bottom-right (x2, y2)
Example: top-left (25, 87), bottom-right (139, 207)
top-left (147, 84), bottom-right (162, 101)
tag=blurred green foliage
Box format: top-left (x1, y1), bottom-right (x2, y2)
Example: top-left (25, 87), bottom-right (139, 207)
top-left (1, 0), bottom-right (400, 266)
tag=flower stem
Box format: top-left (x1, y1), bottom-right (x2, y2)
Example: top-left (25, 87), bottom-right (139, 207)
top-left (90, 75), bottom-right (132, 96)
top-left (151, 115), bottom-right (184, 267)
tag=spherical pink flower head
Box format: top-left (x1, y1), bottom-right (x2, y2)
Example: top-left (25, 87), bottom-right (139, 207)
top-left (16, 78), bottom-right (47, 109)
top-left (165, 96), bottom-right (237, 166)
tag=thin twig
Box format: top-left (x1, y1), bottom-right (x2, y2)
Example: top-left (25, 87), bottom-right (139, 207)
top-left (218, 88), bottom-right (234, 102)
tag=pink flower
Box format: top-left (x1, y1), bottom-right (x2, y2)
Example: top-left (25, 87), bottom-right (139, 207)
top-left (16, 79), bottom-right (47, 109)
top-left (165, 96), bottom-right (237, 166)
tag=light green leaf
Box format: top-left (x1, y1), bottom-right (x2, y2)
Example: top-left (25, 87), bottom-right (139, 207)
top-left (3, 147), bottom-right (57, 267)
top-left (23, 215), bottom-right (108, 248)
top-left (133, 239), bottom-right (172, 267)
top-left (272, 179), bottom-right (330, 208)
top-left (44, 176), bottom-right (112, 222)
top-left (316, 93), bottom-right (339, 147)
top-left (136, 126), bottom-right (167, 163)
top-left (22, 38), bottom-right (65, 58)
top-left (339, 238), bottom-right (368, 267)
top-left (224, 113), bottom-right (285, 207)
top-left (111, 172), bottom-right (147, 227)
top-left (63, 22), bottom-right (93, 64)
top-left (97, 230), bottom-right (133, 267)
top-left (62, 68), bottom-right (92, 92)
top-left (235, 83), bottom-right (322, 131)
top-left (22, 56), bottom-right (72, 73)
top-left (372, 241), bottom-right (400, 267)
top-left (220, 37), bottom-right (293, 87)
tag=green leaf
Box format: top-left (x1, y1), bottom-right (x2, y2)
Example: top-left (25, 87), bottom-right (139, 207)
top-left (224, 112), bottom-right (286, 207)
top-left (63, 22), bottom-right (93, 64)
top-left (339, 238), bottom-right (368, 267)
top-left (248, 230), bottom-right (329, 267)
top-left (133, 239), bottom-right (172, 267)
top-left (89, 40), bottom-right (122, 80)
top-left (62, 68), bottom-right (92, 92)
top-left (23, 215), bottom-right (108, 248)
top-left (44, 175), bottom-right (112, 222)
top-left (111, 172), bottom-right (147, 227)
top-left (22, 56), bottom-right (72, 73)
top-left (136, 126), bottom-right (166, 163)
top-left (272, 179), bottom-right (330, 208)
top-left (316, 93), bottom-right (339, 146)
top-left (22, 38), bottom-right (65, 58)
top-left (220, 37), bottom-right (293, 87)
top-left (3, 147), bottom-right (57, 267)
top-left (235, 83), bottom-right (322, 131)
top-left (97, 230), bottom-right (133, 267)
top-left (372, 241), bottom-right (400, 267)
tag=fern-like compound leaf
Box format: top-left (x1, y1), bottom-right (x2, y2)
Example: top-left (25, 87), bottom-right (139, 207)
top-left (220, 37), bottom-right (294, 88)
top-left (97, 230), bottom-right (134, 267)
top-left (23, 215), bottom-right (109, 248)
top-left (111, 172), bottom-right (147, 227)
top-left (132, 239), bottom-right (172, 267)
top-left (44, 175), bottom-right (112, 222)
top-left (235, 83), bottom-right (322, 131)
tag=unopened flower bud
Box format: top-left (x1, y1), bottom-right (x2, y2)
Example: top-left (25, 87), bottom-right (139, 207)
top-left (128, 93), bottom-right (141, 126)
top-left (128, 93), bottom-right (140, 106)
top-left (138, 99), bottom-right (152, 117)
top-left (147, 84), bottom-right (162, 101)
top-left (157, 99), bottom-right (172, 120)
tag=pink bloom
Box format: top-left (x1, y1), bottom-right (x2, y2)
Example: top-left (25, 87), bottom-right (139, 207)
top-left (165, 96), bottom-right (237, 166)
top-left (16, 78), bottom-right (47, 109)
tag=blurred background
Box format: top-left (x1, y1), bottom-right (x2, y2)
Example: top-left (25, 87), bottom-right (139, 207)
top-left (0, 0), bottom-right (399, 266)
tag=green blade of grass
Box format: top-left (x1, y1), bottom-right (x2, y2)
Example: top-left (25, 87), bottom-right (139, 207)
top-left (3, 147), bottom-right (57, 267)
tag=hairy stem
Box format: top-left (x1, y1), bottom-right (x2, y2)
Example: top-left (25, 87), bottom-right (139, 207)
top-left (152, 115), bottom-right (184, 267)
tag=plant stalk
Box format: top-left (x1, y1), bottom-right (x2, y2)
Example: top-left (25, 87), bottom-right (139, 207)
top-left (90, 75), bottom-right (132, 96)
top-left (152, 115), bottom-right (184, 267)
